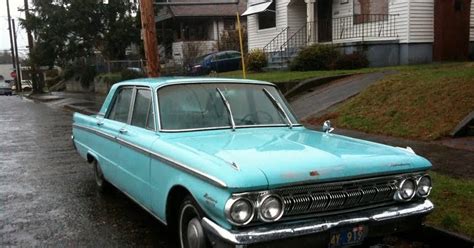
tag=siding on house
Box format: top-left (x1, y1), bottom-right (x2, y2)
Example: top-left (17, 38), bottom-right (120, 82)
top-left (471, 0), bottom-right (474, 41)
top-left (287, 1), bottom-right (306, 37)
top-left (247, 0), bottom-right (290, 50)
top-left (407, 0), bottom-right (434, 43)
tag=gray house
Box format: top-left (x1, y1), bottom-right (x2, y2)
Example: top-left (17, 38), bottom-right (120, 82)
top-left (156, 0), bottom-right (247, 64)
top-left (243, 0), bottom-right (474, 67)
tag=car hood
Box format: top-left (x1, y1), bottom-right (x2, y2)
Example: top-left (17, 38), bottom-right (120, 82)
top-left (162, 127), bottom-right (431, 189)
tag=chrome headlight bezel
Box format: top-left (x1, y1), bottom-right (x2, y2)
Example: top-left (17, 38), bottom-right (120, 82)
top-left (395, 178), bottom-right (417, 201)
top-left (257, 194), bottom-right (285, 223)
top-left (224, 197), bottom-right (255, 226)
top-left (416, 175), bottom-right (432, 197)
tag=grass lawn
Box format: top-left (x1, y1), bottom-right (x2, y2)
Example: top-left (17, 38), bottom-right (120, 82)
top-left (307, 62), bottom-right (474, 140)
top-left (427, 172), bottom-right (474, 238)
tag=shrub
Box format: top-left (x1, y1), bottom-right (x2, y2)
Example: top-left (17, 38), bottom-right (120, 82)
top-left (121, 68), bottom-right (144, 80)
top-left (290, 44), bottom-right (339, 71)
top-left (246, 49), bottom-right (267, 72)
top-left (331, 52), bottom-right (369, 70)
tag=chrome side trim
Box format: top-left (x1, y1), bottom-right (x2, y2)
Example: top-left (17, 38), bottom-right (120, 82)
top-left (202, 200), bottom-right (434, 245)
top-left (72, 124), bottom-right (227, 188)
top-left (72, 123), bottom-right (116, 141)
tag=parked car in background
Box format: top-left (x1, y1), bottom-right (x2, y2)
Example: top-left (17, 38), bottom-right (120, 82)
top-left (187, 51), bottom-right (241, 75)
top-left (11, 80), bottom-right (33, 91)
top-left (0, 81), bottom-right (13, 96)
top-left (72, 78), bottom-right (434, 248)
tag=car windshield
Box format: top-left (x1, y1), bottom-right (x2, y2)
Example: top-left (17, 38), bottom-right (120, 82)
top-left (158, 83), bottom-right (298, 131)
top-left (0, 82), bottom-right (10, 88)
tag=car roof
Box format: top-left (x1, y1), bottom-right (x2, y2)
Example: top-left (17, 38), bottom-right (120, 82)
top-left (113, 77), bottom-right (275, 89)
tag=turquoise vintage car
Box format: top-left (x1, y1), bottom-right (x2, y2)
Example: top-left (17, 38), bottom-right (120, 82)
top-left (72, 78), bottom-right (434, 248)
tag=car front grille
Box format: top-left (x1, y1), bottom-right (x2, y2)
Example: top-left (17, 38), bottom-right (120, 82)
top-left (274, 176), bottom-right (399, 217)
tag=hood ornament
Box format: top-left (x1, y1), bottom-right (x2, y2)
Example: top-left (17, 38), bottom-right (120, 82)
top-left (322, 120), bottom-right (334, 133)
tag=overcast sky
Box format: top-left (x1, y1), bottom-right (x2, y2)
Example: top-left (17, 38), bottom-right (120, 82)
top-left (1, 0), bottom-right (29, 57)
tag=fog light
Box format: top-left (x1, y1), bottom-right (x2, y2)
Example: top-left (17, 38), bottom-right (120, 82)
top-left (396, 178), bottom-right (416, 201)
top-left (417, 175), bottom-right (432, 197)
top-left (225, 198), bottom-right (254, 225)
top-left (258, 195), bottom-right (284, 222)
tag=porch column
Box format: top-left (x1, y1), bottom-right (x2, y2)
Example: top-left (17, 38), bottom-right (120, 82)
top-left (305, 0), bottom-right (316, 44)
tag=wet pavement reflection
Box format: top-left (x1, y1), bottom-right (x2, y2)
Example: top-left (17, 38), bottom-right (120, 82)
top-left (0, 96), bottom-right (176, 247)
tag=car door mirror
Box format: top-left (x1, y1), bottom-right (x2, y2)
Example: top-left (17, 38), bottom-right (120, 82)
top-left (322, 120), bottom-right (334, 133)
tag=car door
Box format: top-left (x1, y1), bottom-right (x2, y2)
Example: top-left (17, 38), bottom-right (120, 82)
top-left (96, 87), bottom-right (133, 184)
top-left (115, 87), bottom-right (158, 208)
top-left (226, 51), bottom-right (241, 71)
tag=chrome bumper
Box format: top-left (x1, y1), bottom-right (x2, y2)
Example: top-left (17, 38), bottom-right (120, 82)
top-left (201, 200), bottom-right (434, 245)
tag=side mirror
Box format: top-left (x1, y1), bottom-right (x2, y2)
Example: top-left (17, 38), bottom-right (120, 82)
top-left (322, 120), bottom-right (334, 133)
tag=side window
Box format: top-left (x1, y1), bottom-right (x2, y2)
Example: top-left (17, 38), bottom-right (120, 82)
top-left (131, 89), bottom-right (154, 130)
top-left (108, 88), bottom-right (133, 123)
top-left (258, 1), bottom-right (276, 29)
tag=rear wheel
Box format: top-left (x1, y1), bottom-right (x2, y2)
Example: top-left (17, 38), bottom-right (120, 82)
top-left (93, 160), bottom-right (110, 192)
top-left (178, 196), bottom-right (209, 248)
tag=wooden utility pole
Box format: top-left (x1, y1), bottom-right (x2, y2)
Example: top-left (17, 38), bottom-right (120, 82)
top-left (12, 19), bottom-right (22, 91)
top-left (139, 0), bottom-right (160, 77)
top-left (6, 0), bottom-right (20, 91)
top-left (24, 0), bottom-right (41, 93)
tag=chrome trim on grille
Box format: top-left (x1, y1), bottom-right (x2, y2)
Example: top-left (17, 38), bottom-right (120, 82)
top-left (274, 176), bottom-right (400, 218)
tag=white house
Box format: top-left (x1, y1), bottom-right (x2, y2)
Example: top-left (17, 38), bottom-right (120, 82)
top-left (243, 0), bottom-right (474, 67)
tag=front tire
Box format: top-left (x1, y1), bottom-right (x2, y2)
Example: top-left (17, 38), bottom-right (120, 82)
top-left (178, 196), bottom-right (209, 248)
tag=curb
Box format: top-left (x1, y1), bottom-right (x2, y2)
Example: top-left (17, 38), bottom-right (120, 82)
top-left (63, 104), bottom-right (97, 116)
top-left (283, 74), bottom-right (353, 99)
top-left (420, 225), bottom-right (474, 247)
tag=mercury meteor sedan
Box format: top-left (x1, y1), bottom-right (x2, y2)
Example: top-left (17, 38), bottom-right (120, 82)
top-left (72, 78), bottom-right (434, 248)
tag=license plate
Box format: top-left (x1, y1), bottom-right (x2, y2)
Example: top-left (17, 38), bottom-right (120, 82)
top-left (328, 225), bottom-right (368, 248)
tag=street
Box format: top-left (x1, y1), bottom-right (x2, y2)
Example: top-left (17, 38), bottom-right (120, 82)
top-left (0, 96), bottom-right (176, 247)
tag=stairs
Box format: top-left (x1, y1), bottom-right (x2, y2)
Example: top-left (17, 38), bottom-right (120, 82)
top-left (263, 24), bottom-right (308, 70)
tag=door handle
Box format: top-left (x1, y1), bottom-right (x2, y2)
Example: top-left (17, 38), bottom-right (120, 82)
top-left (96, 121), bottom-right (104, 126)
top-left (119, 128), bottom-right (128, 134)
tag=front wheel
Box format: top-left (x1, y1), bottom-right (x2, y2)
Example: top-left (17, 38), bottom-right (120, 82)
top-left (178, 196), bottom-right (209, 248)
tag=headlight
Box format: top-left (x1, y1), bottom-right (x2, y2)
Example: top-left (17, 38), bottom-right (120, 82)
top-left (396, 178), bottom-right (416, 201)
top-left (225, 198), bottom-right (254, 225)
top-left (258, 195), bottom-right (284, 222)
top-left (417, 175), bottom-right (432, 197)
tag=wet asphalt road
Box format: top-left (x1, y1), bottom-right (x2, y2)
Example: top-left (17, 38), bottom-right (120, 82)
top-left (0, 96), bottom-right (176, 247)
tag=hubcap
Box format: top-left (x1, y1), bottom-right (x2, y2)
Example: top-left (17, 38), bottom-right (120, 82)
top-left (186, 218), bottom-right (205, 248)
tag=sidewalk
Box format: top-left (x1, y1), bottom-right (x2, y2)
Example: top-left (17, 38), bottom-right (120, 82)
top-left (27, 91), bottom-right (104, 115)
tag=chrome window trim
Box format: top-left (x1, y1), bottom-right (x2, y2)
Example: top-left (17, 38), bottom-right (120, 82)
top-left (216, 88), bottom-right (236, 131)
top-left (158, 124), bottom-right (304, 133)
top-left (262, 88), bottom-right (293, 129)
top-left (155, 82), bottom-right (301, 132)
top-left (105, 86), bottom-right (135, 121)
top-left (72, 123), bottom-right (227, 188)
top-left (130, 86), bottom-right (156, 131)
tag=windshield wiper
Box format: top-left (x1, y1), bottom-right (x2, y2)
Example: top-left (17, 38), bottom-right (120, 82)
top-left (262, 88), bottom-right (293, 129)
top-left (216, 88), bottom-right (236, 131)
